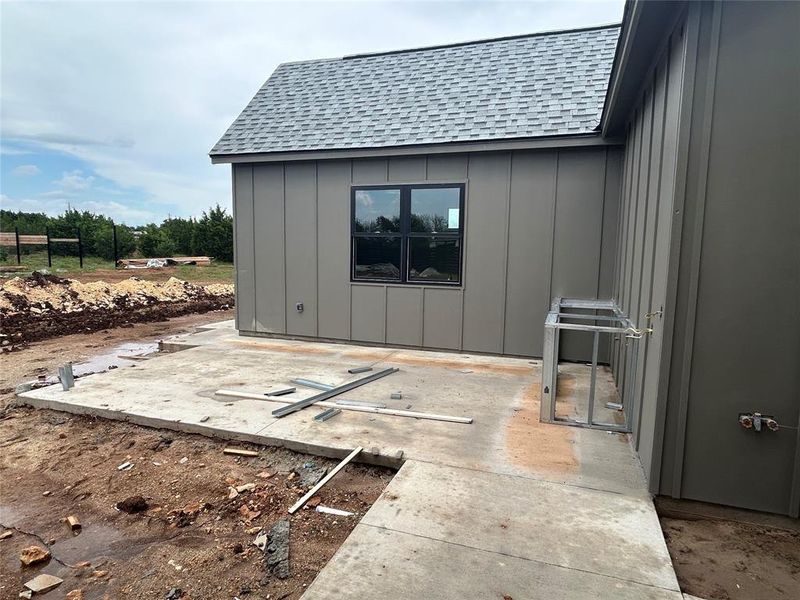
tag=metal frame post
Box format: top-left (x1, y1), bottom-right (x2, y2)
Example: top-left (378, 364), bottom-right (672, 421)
top-left (112, 224), bottom-right (118, 268)
top-left (587, 330), bottom-right (600, 426)
top-left (46, 227), bottom-right (52, 267)
top-left (77, 227), bottom-right (83, 268)
top-left (15, 227), bottom-right (21, 265)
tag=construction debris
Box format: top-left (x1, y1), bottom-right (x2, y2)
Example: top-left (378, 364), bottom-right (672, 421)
top-left (264, 519), bottom-right (290, 579)
top-left (58, 364), bottom-right (75, 391)
top-left (390, 391), bottom-right (403, 400)
top-left (117, 256), bottom-right (212, 268)
top-left (64, 515), bottom-right (81, 531)
top-left (271, 368), bottom-right (399, 418)
top-left (23, 574), bottom-right (63, 594)
top-left (216, 389), bottom-right (473, 424)
top-left (117, 461), bottom-right (134, 471)
top-left (316, 506), bottom-right (355, 517)
top-left (347, 366), bottom-right (373, 374)
top-left (116, 495), bottom-right (149, 514)
top-left (289, 447), bottom-right (362, 514)
top-left (236, 483), bottom-right (256, 493)
top-left (19, 545), bottom-right (51, 566)
top-left (335, 399), bottom-right (387, 409)
top-left (314, 407), bottom-right (341, 422)
top-left (252, 529), bottom-right (268, 552)
top-left (223, 447), bottom-right (259, 457)
top-left (290, 378), bottom-right (335, 391)
top-left (264, 387), bottom-right (295, 396)
top-left (0, 530), bottom-right (12, 540)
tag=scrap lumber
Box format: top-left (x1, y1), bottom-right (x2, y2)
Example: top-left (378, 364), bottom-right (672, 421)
top-left (214, 389), bottom-right (473, 424)
top-left (223, 447), bottom-right (259, 457)
top-left (288, 447), bottom-right (362, 514)
top-left (271, 368), bottom-right (399, 418)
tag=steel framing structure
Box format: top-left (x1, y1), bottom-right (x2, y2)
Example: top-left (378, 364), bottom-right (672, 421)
top-left (540, 297), bottom-right (642, 432)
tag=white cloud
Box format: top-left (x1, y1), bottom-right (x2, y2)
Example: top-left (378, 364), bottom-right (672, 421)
top-left (11, 164), bottom-right (41, 176)
top-left (53, 169), bottom-right (95, 192)
top-left (1, 192), bottom-right (161, 224)
top-left (1, 146), bottom-right (33, 156)
top-left (1, 1), bottom-right (624, 221)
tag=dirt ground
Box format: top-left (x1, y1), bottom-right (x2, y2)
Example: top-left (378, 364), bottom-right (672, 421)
top-left (659, 503), bottom-right (800, 600)
top-left (0, 310), bottom-right (235, 406)
top-left (0, 410), bottom-right (393, 600)
top-left (0, 313), bottom-right (394, 599)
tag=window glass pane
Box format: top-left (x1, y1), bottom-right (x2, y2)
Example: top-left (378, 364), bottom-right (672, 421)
top-left (354, 189), bottom-right (401, 233)
top-left (408, 237), bottom-right (460, 282)
top-left (353, 236), bottom-right (401, 280)
top-left (410, 187), bottom-right (461, 233)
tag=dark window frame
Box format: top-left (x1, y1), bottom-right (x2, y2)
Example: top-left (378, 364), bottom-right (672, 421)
top-left (351, 183), bottom-right (465, 286)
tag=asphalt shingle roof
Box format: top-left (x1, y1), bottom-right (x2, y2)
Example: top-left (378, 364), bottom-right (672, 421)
top-left (210, 25), bottom-right (620, 156)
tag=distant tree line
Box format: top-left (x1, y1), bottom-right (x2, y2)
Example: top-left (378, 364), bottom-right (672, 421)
top-left (0, 204), bottom-right (233, 263)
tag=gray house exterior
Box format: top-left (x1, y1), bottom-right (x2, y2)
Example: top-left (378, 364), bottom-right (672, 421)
top-left (212, 1), bottom-right (799, 517)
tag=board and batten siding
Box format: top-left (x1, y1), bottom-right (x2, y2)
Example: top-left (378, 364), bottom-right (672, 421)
top-left (232, 146), bottom-right (622, 359)
top-left (612, 1), bottom-right (800, 516)
top-left (610, 14), bottom-right (688, 487)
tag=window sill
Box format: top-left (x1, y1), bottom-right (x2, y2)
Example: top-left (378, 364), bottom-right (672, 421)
top-left (350, 279), bottom-right (463, 290)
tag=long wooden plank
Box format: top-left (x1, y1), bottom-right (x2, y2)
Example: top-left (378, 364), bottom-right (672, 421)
top-left (288, 447), bottom-right (362, 514)
top-left (215, 389), bottom-right (473, 424)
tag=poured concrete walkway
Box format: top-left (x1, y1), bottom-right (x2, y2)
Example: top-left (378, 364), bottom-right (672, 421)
top-left (17, 322), bottom-right (681, 599)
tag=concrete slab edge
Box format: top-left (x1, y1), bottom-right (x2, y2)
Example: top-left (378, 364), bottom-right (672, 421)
top-left (12, 394), bottom-right (405, 470)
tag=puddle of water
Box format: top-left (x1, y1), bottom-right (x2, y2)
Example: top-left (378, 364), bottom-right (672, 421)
top-left (72, 341), bottom-right (160, 377)
top-left (1, 502), bottom-right (170, 570)
top-left (26, 341), bottom-right (163, 388)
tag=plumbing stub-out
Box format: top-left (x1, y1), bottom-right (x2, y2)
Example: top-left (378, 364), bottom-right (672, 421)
top-left (738, 412), bottom-right (779, 432)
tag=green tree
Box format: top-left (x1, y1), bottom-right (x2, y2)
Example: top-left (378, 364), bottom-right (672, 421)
top-left (192, 204), bottom-right (233, 261)
top-left (137, 223), bottom-right (176, 258)
top-left (161, 216), bottom-right (196, 256)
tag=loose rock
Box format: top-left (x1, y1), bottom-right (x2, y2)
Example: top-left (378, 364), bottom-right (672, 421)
top-left (24, 573), bottom-right (63, 593)
top-left (116, 495), bottom-right (149, 514)
top-left (19, 545), bottom-right (51, 566)
top-left (265, 519), bottom-right (290, 579)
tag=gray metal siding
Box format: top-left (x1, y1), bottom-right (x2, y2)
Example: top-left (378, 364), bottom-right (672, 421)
top-left (233, 146), bottom-right (621, 359)
top-left (663, 0), bottom-right (800, 515)
top-left (612, 16), bottom-right (688, 484)
top-left (614, 0), bottom-right (800, 515)
top-left (233, 165), bottom-right (256, 332)
top-left (461, 153), bottom-right (510, 354)
top-left (253, 164), bottom-right (286, 333)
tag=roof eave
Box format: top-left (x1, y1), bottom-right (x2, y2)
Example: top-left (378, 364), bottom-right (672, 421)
top-left (600, 0), bottom-right (687, 138)
top-left (209, 133), bottom-right (624, 165)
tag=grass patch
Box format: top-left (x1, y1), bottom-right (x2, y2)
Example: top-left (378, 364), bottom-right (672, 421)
top-left (1, 250), bottom-right (235, 284)
top-left (0, 251), bottom-right (114, 272)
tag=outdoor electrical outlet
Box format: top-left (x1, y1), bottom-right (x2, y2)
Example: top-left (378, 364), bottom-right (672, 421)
top-left (296, 302), bottom-right (304, 313)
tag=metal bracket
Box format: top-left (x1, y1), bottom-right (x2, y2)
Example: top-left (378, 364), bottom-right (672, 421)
top-left (624, 327), bottom-right (653, 339)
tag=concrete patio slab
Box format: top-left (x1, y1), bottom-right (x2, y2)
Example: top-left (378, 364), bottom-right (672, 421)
top-left (14, 322), bottom-right (680, 599)
top-left (302, 525), bottom-right (683, 600)
top-left (362, 461), bottom-right (679, 590)
top-left (18, 328), bottom-right (648, 495)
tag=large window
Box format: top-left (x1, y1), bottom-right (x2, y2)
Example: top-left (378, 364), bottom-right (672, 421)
top-left (351, 184), bottom-right (465, 285)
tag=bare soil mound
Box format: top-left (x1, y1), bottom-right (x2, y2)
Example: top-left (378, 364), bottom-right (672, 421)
top-left (0, 273), bottom-right (234, 346)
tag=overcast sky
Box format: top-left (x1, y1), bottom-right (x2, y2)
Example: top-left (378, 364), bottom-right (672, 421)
top-left (1, 0), bottom-right (624, 226)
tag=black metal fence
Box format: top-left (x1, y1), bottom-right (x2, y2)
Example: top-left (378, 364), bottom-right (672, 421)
top-left (0, 225), bottom-right (121, 268)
